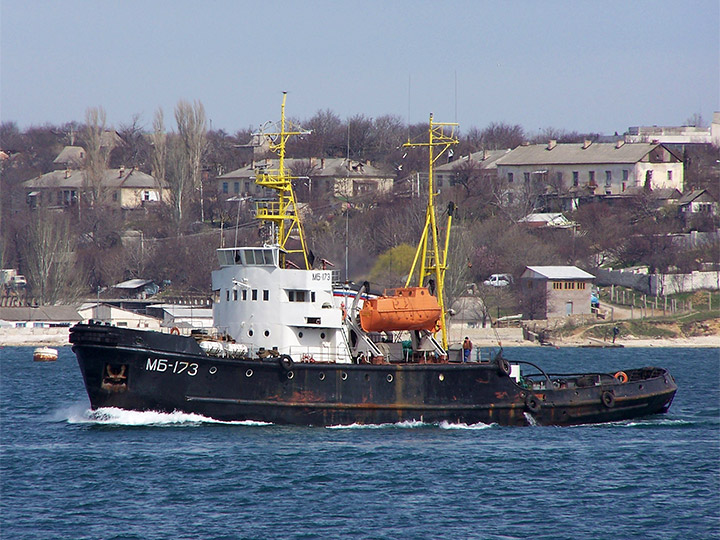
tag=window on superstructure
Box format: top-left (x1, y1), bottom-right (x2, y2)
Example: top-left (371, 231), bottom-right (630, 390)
top-left (233, 289), bottom-right (238, 301)
top-left (226, 290), bottom-right (230, 302)
top-left (263, 290), bottom-right (269, 301)
top-left (242, 289), bottom-right (247, 301)
top-left (252, 290), bottom-right (258, 301)
top-left (288, 290), bottom-right (308, 302)
top-left (311, 291), bottom-right (316, 303)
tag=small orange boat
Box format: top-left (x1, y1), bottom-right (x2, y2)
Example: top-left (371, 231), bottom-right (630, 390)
top-left (359, 287), bottom-right (441, 332)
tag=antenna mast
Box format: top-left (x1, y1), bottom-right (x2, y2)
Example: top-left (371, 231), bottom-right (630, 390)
top-left (403, 113), bottom-right (458, 349)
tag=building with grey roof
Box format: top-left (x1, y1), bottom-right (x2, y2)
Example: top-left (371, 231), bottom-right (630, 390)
top-left (520, 265), bottom-right (596, 320)
top-left (23, 166), bottom-right (169, 210)
top-left (495, 141), bottom-right (683, 197)
top-left (433, 149), bottom-right (512, 191)
top-left (217, 157), bottom-right (394, 202)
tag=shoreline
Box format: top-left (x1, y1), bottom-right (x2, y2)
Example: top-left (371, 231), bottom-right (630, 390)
top-left (1, 333), bottom-right (717, 349)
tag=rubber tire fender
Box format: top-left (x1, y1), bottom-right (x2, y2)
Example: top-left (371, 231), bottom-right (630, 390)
top-left (279, 354), bottom-right (294, 371)
top-left (525, 393), bottom-right (541, 414)
top-left (497, 357), bottom-right (511, 377)
top-left (601, 390), bottom-right (615, 408)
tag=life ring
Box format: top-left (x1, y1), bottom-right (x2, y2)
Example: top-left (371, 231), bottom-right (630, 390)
top-left (279, 354), bottom-right (294, 371)
top-left (301, 353), bottom-right (315, 363)
top-left (614, 371), bottom-right (629, 384)
top-left (497, 357), bottom-right (511, 377)
top-left (525, 393), bottom-right (541, 414)
top-left (601, 390), bottom-right (615, 408)
top-left (170, 327), bottom-right (180, 335)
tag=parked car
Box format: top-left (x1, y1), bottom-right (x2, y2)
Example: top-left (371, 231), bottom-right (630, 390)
top-left (483, 274), bottom-right (513, 287)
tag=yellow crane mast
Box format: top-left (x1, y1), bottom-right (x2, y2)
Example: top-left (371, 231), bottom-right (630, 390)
top-left (254, 92), bottom-right (311, 269)
top-left (403, 113), bottom-right (459, 349)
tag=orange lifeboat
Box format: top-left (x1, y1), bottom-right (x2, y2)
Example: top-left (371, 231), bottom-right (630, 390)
top-left (359, 287), bottom-right (441, 332)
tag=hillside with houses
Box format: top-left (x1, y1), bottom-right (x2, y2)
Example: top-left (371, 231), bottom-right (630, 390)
top-left (1, 106), bottom-right (718, 343)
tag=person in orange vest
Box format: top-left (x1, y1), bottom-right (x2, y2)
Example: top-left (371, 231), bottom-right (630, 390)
top-left (462, 337), bottom-right (472, 362)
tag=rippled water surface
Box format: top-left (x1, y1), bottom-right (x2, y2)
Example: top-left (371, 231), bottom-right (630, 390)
top-left (1, 346), bottom-right (718, 539)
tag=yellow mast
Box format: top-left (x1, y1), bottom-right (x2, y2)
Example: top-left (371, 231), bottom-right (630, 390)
top-left (254, 92), bottom-right (311, 269)
top-left (403, 113), bottom-right (459, 349)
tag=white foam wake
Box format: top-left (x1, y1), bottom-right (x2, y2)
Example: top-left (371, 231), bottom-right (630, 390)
top-left (66, 407), bottom-right (272, 427)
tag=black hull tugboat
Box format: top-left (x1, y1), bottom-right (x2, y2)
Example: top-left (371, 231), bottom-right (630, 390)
top-left (70, 96), bottom-right (677, 427)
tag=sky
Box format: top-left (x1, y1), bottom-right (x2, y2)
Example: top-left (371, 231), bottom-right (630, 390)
top-left (1, 0), bottom-right (718, 137)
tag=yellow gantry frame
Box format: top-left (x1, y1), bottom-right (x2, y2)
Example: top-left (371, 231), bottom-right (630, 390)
top-left (254, 92), bottom-right (311, 269)
top-left (403, 113), bottom-right (459, 349)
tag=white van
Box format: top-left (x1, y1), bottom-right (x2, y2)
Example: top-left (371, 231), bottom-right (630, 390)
top-left (483, 274), bottom-right (513, 287)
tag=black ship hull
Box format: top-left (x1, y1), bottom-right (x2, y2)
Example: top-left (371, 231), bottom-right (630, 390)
top-left (70, 324), bottom-right (677, 427)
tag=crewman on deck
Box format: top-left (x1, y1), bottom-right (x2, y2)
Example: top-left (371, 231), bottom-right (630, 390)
top-left (462, 337), bottom-right (472, 362)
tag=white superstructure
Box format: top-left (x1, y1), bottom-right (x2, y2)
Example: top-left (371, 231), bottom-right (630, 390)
top-left (212, 245), bottom-right (353, 363)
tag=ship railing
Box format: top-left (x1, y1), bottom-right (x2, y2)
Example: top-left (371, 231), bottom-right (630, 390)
top-left (288, 346), bottom-right (351, 364)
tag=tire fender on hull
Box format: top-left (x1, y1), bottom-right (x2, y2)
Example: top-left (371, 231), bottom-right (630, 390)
top-left (279, 355), bottom-right (294, 371)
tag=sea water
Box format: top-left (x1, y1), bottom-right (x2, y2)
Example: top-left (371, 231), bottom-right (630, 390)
top-left (1, 345), bottom-right (718, 540)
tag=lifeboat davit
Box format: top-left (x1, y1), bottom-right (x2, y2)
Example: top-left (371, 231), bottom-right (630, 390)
top-left (359, 287), bottom-right (441, 332)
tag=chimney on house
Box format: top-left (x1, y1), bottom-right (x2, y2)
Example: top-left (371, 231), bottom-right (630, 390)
top-left (483, 149), bottom-right (489, 160)
top-left (547, 139), bottom-right (557, 150)
top-left (582, 140), bottom-right (592, 149)
top-left (119, 166), bottom-right (125, 178)
top-left (615, 140), bottom-right (625, 149)
top-left (321, 158), bottom-right (325, 169)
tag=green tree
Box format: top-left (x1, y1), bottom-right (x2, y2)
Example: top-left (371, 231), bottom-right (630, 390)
top-left (368, 244), bottom-right (415, 288)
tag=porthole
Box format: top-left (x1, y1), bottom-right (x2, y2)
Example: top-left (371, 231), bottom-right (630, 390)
top-left (248, 330), bottom-right (254, 337)
top-left (264, 330), bottom-right (270, 337)
top-left (287, 371), bottom-right (294, 380)
top-left (209, 366), bottom-right (217, 375)
top-left (319, 372), bottom-right (325, 381)
top-left (341, 372), bottom-right (348, 381)
top-left (438, 374), bottom-right (445, 381)
top-left (320, 332), bottom-right (326, 339)
top-left (298, 332), bottom-right (303, 338)
top-left (386, 374), bottom-right (394, 383)
top-left (245, 369), bottom-right (253, 378)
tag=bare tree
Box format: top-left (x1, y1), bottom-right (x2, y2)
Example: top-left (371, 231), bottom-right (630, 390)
top-left (82, 107), bottom-right (111, 206)
top-left (166, 135), bottom-right (190, 228)
top-left (480, 122), bottom-right (525, 150)
top-left (175, 100), bottom-right (207, 221)
top-left (18, 209), bottom-right (77, 304)
top-left (151, 108), bottom-right (167, 205)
